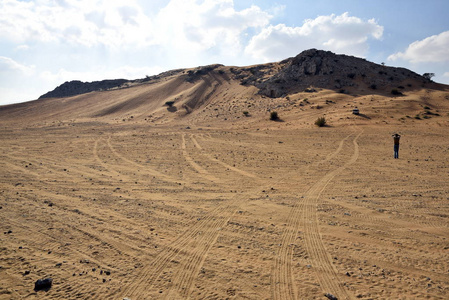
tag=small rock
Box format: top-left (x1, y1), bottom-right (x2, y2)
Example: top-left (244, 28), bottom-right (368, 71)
top-left (104, 270), bottom-right (111, 276)
top-left (34, 278), bottom-right (53, 291)
top-left (324, 293), bottom-right (338, 300)
top-left (23, 270), bottom-right (30, 276)
top-left (7, 230), bottom-right (12, 234)
top-left (55, 263), bottom-right (62, 267)
top-left (102, 278), bottom-right (106, 283)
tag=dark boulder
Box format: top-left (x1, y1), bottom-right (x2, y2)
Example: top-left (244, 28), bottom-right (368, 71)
top-left (34, 278), bottom-right (53, 291)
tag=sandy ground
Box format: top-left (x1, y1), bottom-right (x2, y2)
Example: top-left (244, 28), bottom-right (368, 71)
top-left (1, 75), bottom-right (449, 299)
top-left (1, 119), bottom-right (448, 300)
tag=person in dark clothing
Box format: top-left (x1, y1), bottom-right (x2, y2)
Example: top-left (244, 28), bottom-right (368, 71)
top-left (392, 133), bottom-right (401, 159)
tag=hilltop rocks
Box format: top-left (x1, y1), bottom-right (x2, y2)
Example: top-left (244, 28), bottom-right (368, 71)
top-left (39, 79), bottom-right (128, 99)
top-left (247, 49), bottom-right (425, 98)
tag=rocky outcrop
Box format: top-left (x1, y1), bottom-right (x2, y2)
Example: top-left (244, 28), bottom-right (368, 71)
top-left (39, 79), bottom-right (129, 99)
top-left (241, 49), bottom-right (427, 97)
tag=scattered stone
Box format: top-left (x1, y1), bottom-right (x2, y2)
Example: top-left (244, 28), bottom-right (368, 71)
top-left (7, 230), bottom-right (12, 234)
top-left (34, 278), bottom-right (53, 291)
top-left (324, 293), bottom-right (338, 300)
top-left (23, 270), bottom-right (30, 276)
top-left (346, 272), bottom-right (351, 277)
top-left (104, 270), bottom-right (111, 276)
top-left (55, 263), bottom-right (62, 267)
top-left (102, 278), bottom-right (106, 283)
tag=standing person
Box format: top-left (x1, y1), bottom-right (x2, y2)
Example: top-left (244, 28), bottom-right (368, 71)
top-left (392, 133), bottom-right (401, 159)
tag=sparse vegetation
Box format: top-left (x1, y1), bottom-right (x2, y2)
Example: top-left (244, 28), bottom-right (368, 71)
top-left (270, 111), bottom-right (279, 121)
top-left (165, 101), bottom-right (175, 107)
top-left (315, 116), bottom-right (327, 127)
top-left (391, 89), bottom-right (403, 96)
top-left (423, 73), bottom-right (435, 81)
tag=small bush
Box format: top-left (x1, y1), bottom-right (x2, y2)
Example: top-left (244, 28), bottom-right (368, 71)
top-left (165, 101), bottom-right (175, 107)
top-left (270, 111), bottom-right (279, 121)
top-left (315, 117), bottom-right (327, 127)
top-left (391, 89), bottom-right (403, 96)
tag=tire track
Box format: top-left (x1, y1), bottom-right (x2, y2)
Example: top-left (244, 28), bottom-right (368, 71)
top-left (270, 133), bottom-right (352, 300)
top-left (301, 132), bottom-right (361, 300)
top-left (118, 194), bottom-right (245, 299)
top-left (192, 134), bottom-right (260, 180)
top-left (119, 133), bottom-right (261, 299)
top-left (106, 135), bottom-right (186, 185)
top-left (181, 133), bottom-right (219, 182)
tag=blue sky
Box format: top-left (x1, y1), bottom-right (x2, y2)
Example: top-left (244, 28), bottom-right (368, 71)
top-left (1, 0), bottom-right (448, 105)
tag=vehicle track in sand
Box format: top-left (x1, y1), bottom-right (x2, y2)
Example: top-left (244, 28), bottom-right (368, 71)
top-left (159, 134), bottom-right (268, 299)
top-left (301, 132), bottom-right (361, 300)
top-left (105, 135), bottom-right (186, 186)
top-left (166, 132), bottom-right (354, 300)
top-left (271, 132), bottom-right (360, 300)
top-left (192, 134), bottom-right (260, 180)
top-left (117, 191), bottom-right (246, 299)
top-left (181, 133), bottom-right (219, 182)
top-left (118, 132), bottom-right (262, 299)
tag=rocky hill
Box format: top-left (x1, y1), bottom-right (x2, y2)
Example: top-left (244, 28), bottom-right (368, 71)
top-left (39, 49), bottom-right (431, 100)
top-left (236, 49), bottom-right (428, 97)
top-left (39, 79), bottom-right (130, 99)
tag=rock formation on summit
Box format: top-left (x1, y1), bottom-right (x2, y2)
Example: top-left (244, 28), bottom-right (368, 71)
top-left (237, 49), bottom-right (427, 97)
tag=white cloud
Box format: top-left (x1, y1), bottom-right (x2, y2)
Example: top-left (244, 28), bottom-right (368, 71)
top-left (0, 0), bottom-right (272, 54)
top-left (154, 0), bottom-right (272, 60)
top-left (245, 12), bottom-right (383, 62)
top-left (388, 31), bottom-right (449, 63)
top-left (0, 56), bottom-right (35, 76)
top-left (0, 0), bottom-right (155, 47)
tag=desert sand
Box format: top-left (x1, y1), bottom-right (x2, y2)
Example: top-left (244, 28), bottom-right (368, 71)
top-left (1, 61), bottom-right (449, 299)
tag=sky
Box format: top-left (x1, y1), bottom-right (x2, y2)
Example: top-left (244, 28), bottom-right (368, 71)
top-left (1, 0), bottom-right (449, 105)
